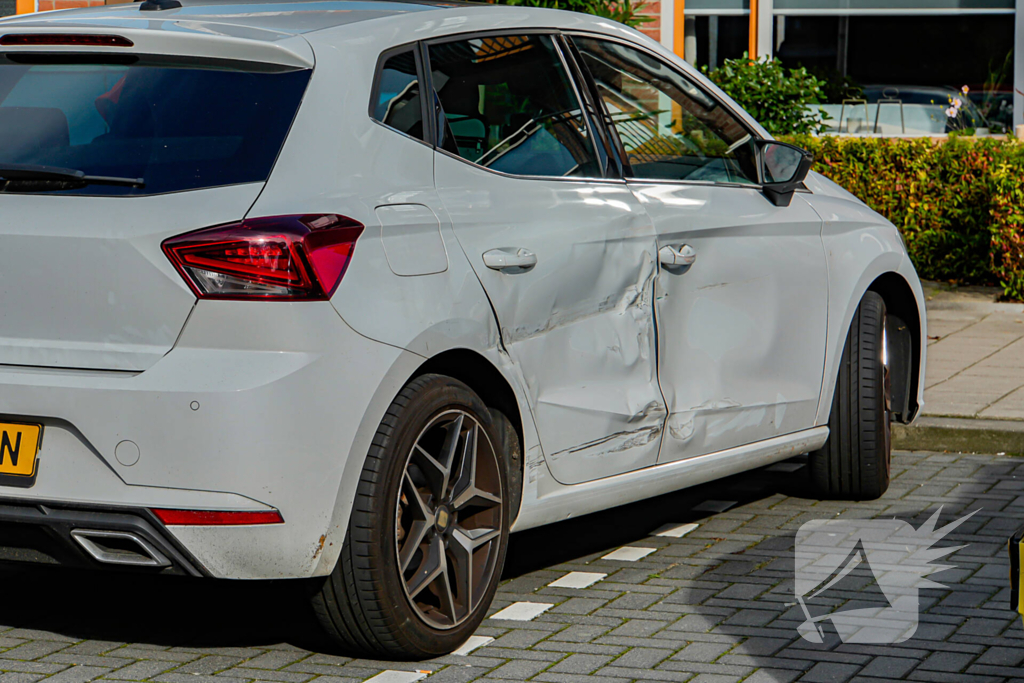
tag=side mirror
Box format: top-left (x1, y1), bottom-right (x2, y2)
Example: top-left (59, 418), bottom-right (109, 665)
top-left (756, 140), bottom-right (814, 207)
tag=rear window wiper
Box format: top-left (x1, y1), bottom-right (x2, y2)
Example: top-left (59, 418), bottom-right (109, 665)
top-left (0, 164), bottom-right (145, 189)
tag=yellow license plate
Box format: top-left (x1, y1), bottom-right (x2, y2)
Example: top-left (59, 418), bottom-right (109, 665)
top-left (0, 423), bottom-right (42, 477)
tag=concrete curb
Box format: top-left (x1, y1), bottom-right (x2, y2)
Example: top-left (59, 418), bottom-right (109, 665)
top-left (893, 416), bottom-right (1024, 455)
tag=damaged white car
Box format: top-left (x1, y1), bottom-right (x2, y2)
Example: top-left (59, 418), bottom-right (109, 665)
top-left (0, 0), bottom-right (925, 659)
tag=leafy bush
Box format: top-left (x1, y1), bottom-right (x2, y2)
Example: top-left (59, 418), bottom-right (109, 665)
top-left (784, 135), bottom-right (1024, 300)
top-left (479, 0), bottom-right (651, 27)
top-left (705, 56), bottom-right (830, 135)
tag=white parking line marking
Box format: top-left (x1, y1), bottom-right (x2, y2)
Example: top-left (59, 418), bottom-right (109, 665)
top-left (548, 571), bottom-right (607, 588)
top-left (602, 546), bottom-right (656, 561)
top-left (364, 671), bottom-right (427, 683)
top-left (766, 462), bottom-right (805, 473)
top-left (490, 601), bottom-right (554, 621)
top-left (693, 499), bottom-right (736, 513)
top-left (653, 522), bottom-right (699, 538)
top-left (453, 635), bottom-right (494, 655)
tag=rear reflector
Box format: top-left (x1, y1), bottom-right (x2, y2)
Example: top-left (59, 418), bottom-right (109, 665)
top-left (152, 509), bottom-right (285, 526)
top-left (163, 214), bottom-right (364, 300)
top-left (0, 34), bottom-right (134, 47)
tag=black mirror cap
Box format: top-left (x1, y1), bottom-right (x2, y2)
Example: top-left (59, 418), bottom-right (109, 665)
top-left (756, 140), bottom-right (814, 208)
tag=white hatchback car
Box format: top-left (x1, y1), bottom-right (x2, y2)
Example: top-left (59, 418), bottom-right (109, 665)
top-left (0, 0), bottom-right (925, 659)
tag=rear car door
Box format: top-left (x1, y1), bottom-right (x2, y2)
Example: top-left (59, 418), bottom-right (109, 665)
top-left (428, 32), bottom-right (666, 485)
top-left (569, 36), bottom-right (828, 463)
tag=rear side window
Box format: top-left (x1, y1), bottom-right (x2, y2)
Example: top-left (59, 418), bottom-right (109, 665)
top-left (371, 48), bottom-right (425, 141)
top-left (0, 57), bottom-right (310, 196)
top-left (427, 34), bottom-right (600, 178)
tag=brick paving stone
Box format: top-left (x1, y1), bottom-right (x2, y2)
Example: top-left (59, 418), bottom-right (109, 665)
top-left (237, 652), bottom-right (309, 671)
top-left (546, 654), bottom-right (612, 675)
top-left (687, 675), bottom-right (737, 683)
top-left (217, 671), bottom-right (313, 683)
top-left (0, 642), bottom-right (71, 661)
top-left (610, 648), bottom-right (672, 668)
top-left (103, 661), bottom-right (179, 682)
top-left (670, 642), bottom-right (731, 664)
top-left (743, 670), bottom-right (802, 683)
top-left (799, 662), bottom-right (861, 683)
top-left (974, 647), bottom-right (1024, 667)
top-left (857, 657), bottom-right (918, 679)
top-left (0, 674), bottom-right (46, 683)
top-left (174, 657), bottom-right (248, 675)
top-left (153, 674), bottom-right (253, 683)
top-left (41, 656), bottom-right (131, 669)
top-left (916, 651), bottom-right (976, 672)
top-left (485, 658), bottom-right (553, 679)
top-left (43, 667), bottom-right (115, 683)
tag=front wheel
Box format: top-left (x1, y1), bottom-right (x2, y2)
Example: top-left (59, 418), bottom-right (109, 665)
top-left (311, 374), bottom-right (509, 659)
top-left (809, 291), bottom-right (891, 500)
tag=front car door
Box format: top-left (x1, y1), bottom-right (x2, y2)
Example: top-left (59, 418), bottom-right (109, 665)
top-left (569, 36), bottom-right (829, 462)
top-left (427, 32), bottom-right (666, 484)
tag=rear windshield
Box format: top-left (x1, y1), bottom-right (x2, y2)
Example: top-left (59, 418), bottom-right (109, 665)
top-left (0, 56), bottom-right (311, 196)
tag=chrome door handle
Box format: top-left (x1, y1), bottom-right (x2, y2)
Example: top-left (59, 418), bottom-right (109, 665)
top-left (659, 244), bottom-right (697, 267)
top-left (482, 248), bottom-right (538, 271)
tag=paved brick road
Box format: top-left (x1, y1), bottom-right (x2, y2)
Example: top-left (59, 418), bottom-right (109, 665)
top-left (3, 450), bottom-right (1023, 682)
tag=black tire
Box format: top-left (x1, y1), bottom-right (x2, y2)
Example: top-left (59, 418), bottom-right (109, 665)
top-left (809, 291), bottom-right (892, 500)
top-left (311, 374), bottom-right (510, 659)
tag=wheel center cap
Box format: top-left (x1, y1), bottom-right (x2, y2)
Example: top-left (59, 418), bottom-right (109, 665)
top-left (435, 507), bottom-right (451, 531)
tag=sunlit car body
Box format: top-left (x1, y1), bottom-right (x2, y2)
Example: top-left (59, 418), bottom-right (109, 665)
top-left (0, 0), bottom-right (926, 657)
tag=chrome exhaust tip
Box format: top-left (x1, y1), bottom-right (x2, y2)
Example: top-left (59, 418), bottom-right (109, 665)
top-left (70, 529), bottom-right (171, 568)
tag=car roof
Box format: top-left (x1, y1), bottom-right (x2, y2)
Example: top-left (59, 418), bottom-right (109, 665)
top-left (0, 0), bottom-right (481, 35)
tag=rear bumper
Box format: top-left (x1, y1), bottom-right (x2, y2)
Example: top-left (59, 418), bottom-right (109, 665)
top-left (0, 300), bottom-right (415, 579)
top-left (0, 497), bottom-right (204, 576)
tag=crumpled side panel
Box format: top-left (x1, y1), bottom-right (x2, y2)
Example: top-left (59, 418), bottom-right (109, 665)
top-left (437, 155), bottom-right (667, 485)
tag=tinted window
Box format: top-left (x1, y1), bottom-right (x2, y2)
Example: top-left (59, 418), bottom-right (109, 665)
top-left (572, 37), bottom-right (758, 185)
top-left (372, 49), bottom-right (425, 141)
top-left (0, 58), bottom-right (310, 196)
top-left (428, 34), bottom-right (600, 178)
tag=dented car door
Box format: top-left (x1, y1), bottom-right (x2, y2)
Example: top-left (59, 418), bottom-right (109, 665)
top-left (571, 36), bottom-right (829, 462)
top-left (429, 32), bottom-right (666, 485)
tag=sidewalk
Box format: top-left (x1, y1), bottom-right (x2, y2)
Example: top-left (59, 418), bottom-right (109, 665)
top-left (893, 281), bottom-right (1024, 453)
top-left (923, 281), bottom-right (1024, 418)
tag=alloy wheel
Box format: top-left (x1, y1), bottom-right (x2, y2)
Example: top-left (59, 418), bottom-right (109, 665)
top-left (395, 410), bottom-right (504, 629)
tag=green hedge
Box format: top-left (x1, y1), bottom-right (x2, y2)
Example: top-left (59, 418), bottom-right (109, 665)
top-left (783, 135), bottom-right (1024, 300)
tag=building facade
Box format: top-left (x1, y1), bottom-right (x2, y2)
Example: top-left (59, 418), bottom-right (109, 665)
top-left (640, 0), bottom-right (1021, 129)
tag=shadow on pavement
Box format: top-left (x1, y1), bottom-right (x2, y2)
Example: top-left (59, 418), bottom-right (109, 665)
top-left (0, 564), bottom-right (326, 649)
top-left (0, 462), bottom-right (802, 651)
top-left (504, 460), bottom-right (813, 579)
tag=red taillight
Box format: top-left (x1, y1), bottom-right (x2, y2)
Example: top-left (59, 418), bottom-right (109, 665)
top-left (152, 509), bottom-right (284, 526)
top-left (0, 34), bottom-right (134, 47)
top-left (162, 215), bottom-right (364, 300)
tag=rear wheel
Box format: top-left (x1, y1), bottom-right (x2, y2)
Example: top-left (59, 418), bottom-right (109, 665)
top-left (809, 291), bottom-right (891, 500)
top-left (311, 374), bottom-right (509, 659)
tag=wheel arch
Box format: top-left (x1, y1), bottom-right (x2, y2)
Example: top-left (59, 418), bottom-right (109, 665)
top-left (868, 271), bottom-right (923, 424)
top-left (412, 348), bottom-right (524, 450)
top-left (412, 348), bottom-right (526, 522)
top-left (816, 246), bottom-right (927, 429)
